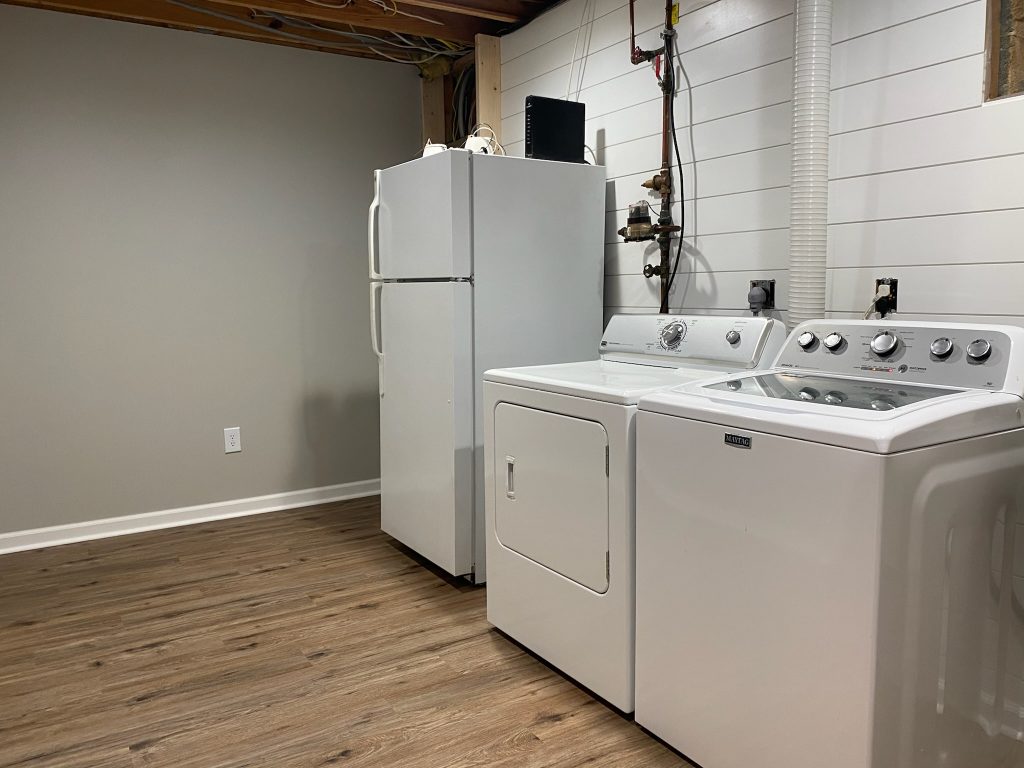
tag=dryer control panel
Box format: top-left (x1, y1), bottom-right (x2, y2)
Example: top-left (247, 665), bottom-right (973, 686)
top-left (776, 320), bottom-right (1024, 392)
top-left (601, 314), bottom-right (786, 369)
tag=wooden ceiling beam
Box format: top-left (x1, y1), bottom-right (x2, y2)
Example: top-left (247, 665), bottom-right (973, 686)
top-left (391, 0), bottom-right (544, 24)
top-left (202, 0), bottom-right (498, 43)
top-left (3, 0), bottom-right (394, 57)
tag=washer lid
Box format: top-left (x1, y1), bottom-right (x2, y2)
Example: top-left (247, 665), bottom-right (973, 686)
top-left (706, 372), bottom-right (963, 411)
top-left (484, 360), bottom-right (736, 405)
top-left (639, 371), bottom-right (1024, 453)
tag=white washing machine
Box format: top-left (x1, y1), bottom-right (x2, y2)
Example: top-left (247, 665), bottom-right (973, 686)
top-left (483, 313), bottom-right (785, 712)
top-left (635, 319), bottom-right (1024, 768)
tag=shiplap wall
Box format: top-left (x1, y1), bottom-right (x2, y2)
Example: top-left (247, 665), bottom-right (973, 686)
top-left (499, 0), bottom-right (796, 324)
top-left (503, 0), bottom-right (1024, 329)
top-left (826, 0), bottom-right (1024, 328)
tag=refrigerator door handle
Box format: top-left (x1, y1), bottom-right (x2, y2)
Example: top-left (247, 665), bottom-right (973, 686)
top-left (370, 283), bottom-right (384, 358)
top-left (368, 170), bottom-right (382, 280)
top-left (370, 283), bottom-right (384, 397)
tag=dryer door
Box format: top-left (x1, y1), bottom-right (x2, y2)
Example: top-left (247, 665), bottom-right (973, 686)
top-left (493, 403), bottom-right (609, 593)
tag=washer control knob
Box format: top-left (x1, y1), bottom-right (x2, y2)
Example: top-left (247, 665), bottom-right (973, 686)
top-left (824, 391), bottom-right (846, 405)
top-left (725, 330), bottom-right (741, 345)
top-left (871, 398), bottom-right (897, 412)
top-left (823, 332), bottom-right (844, 351)
top-left (967, 338), bottom-right (992, 362)
top-left (930, 337), bottom-right (954, 359)
top-left (660, 321), bottom-right (686, 349)
top-left (798, 387), bottom-right (820, 401)
top-left (797, 331), bottom-right (818, 350)
top-left (870, 330), bottom-right (900, 357)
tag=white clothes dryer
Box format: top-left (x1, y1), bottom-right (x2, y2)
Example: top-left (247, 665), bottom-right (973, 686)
top-left (483, 314), bottom-right (785, 712)
top-left (635, 320), bottom-right (1024, 768)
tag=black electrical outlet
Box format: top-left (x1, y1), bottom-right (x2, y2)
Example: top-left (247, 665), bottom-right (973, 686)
top-left (748, 279), bottom-right (776, 313)
top-left (874, 277), bottom-right (898, 316)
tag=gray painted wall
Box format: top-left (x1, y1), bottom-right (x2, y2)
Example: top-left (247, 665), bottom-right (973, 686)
top-left (0, 6), bottom-right (420, 533)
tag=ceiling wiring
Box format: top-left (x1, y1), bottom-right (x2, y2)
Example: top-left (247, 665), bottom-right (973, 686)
top-left (260, 10), bottom-right (465, 60)
top-left (165, 0), bottom-right (457, 63)
top-left (365, 0), bottom-right (443, 25)
top-left (301, 0), bottom-right (354, 8)
top-left (171, 0), bottom-right (466, 63)
top-left (451, 64), bottom-right (476, 143)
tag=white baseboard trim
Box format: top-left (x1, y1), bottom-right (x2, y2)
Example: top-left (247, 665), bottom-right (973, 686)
top-left (0, 479), bottom-right (380, 556)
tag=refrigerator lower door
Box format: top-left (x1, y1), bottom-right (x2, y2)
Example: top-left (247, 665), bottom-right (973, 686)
top-left (377, 280), bottom-right (474, 577)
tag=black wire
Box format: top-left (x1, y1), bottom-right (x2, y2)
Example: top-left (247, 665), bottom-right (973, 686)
top-left (665, 36), bottom-right (686, 299)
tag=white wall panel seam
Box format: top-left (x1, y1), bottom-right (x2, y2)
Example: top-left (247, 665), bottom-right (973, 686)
top-left (504, 54), bottom-right (794, 122)
top-left (829, 54), bottom-right (983, 94)
top-left (828, 206), bottom-right (1024, 226)
top-left (501, 3), bottom-right (627, 68)
top-left (828, 259), bottom-right (1024, 270)
top-left (501, 14), bottom-right (795, 113)
top-left (829, 150), bottom-right (1024, 182)
top-left (831, 0), bottom-right (979, 45)
top-left (829, 104), bottom-right (977, 138)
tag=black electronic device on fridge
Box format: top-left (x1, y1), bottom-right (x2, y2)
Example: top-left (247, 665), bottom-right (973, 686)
top-left (524, 96), bottom-right (586, 164)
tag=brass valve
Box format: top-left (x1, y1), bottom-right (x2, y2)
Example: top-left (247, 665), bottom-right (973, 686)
top-left (641, 173), bottom-right (671, 195)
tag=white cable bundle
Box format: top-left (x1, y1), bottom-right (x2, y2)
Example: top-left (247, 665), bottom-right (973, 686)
top-left (788, 0), bottom-right (832, 329)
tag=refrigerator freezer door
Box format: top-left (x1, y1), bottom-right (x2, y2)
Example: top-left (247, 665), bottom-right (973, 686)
top-left (378, 280), bottom-right (474, 577)
top-left (375, 151), bottom-right (472, 280)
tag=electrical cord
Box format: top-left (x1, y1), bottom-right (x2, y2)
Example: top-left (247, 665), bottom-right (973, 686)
top-left (465, 123), bottom-right (506, 155)
top-left (565, 0), bottom-right (590, 99)
top-left (167, 0), bottom-right (399, 54)
top-left (863, 284), bottom-right (891, 319)
top-left (365, 0), bottom-right (443, 25)
top-left (241, 6), bottom-right (462, 62)
top-left (664, 37), bottom-right (684, 299)
top-left (665, 35), bottom-right (697, 302)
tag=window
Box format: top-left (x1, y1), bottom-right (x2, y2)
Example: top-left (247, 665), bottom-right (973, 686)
top-left (989, 0), bottom-right (1024, 99)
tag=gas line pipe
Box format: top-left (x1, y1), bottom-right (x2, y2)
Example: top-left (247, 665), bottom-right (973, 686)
top-left (617, 0), bottom-right (680, 314)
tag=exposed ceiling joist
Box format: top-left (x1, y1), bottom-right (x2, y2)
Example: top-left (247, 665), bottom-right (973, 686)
top-left (392, 0), bottom-right (545, 24)
top-left (0, 0), bottom-right (560, 61)
top-left (201, 0), bottom-right (498, 43)
top-left (5, 0), bottom-right (386, 57)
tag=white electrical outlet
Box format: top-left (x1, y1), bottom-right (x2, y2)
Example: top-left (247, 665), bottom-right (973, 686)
top-left (224, 427), bottom-right (241, 454)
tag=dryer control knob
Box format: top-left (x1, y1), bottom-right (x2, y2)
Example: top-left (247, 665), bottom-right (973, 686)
top-left (660, 322), bottom-right (686, 349)
top-left (823, 332), bottom-right (844, 351)
top-left (967, 338), bottom-right (992, 362)
top-left (930, 337), bottom-right (954, 359)
top-left (797, 331), bottom-right (818, 350)
top-left (725, 330), bottom-right (741, 345)
top-left (870, 330), bottom-right (900, 357)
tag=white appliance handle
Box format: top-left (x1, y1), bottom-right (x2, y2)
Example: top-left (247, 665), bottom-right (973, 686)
top-left (368, 170), bottom-right (382, 280)
top-left (370, 283), bottom-right (384, 398)
top-left (370, 284), bottom-right (383, 358)
top-left (505, 455), bottom-right (515, 500)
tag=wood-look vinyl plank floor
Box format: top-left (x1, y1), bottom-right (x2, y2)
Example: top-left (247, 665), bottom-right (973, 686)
top-left (0, 497), bottom-right (689, 768)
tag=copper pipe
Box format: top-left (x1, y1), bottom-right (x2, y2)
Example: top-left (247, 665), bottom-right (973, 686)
top-left (625, 0), bottom-right (678, 313)
top-left (657, 0), bottom-right (675, 313)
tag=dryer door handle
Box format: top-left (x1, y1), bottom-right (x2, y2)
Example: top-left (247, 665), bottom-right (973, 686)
top-left (505, 456), bottom-right (516, 500)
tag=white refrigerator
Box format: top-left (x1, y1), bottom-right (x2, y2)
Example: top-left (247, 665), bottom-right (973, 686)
top-left (368, 149), bottom-right (605, 583)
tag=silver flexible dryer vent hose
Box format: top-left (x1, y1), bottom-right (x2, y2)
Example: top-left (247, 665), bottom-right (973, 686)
top-left (788, 0), bottom-right (832, 328)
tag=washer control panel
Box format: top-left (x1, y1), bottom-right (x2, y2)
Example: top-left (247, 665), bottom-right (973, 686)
top-left (776, 321), bottom-right (1017, 391)
top-left (601, 314), bottom-right (785, 368)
